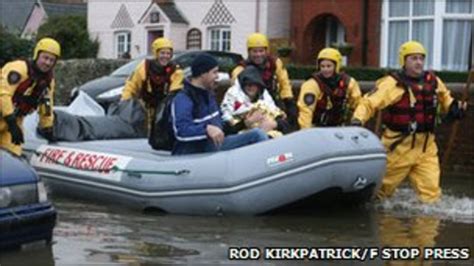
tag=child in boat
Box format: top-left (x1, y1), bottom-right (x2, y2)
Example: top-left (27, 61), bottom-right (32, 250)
top-left (221, 65), bottom-right (290, 138)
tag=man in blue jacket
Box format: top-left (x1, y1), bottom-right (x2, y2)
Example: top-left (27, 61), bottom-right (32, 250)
top-left (171, 53), bottom-right (268, 155)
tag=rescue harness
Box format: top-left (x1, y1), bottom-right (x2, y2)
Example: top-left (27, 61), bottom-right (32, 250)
top-left (13, 60), bottom-right (53, 117)
top-left (311, 72), bottom-right (350, 126)
top-left (141, 59), bottom-right (176, 108)
top-left (382, 71), bottom-right (438, 152)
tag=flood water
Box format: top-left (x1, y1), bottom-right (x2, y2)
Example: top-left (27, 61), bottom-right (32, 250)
top-left (1, 174), bottom-right (472, 265)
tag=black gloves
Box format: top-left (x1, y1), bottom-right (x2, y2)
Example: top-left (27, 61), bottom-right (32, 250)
top-left (447, 100), bottom-right (466, 120)
top-left (350, 119), bottom-right (363, 126)
top-left (275, 116), bottom-right (291, 134)
top-left (37, 127), bottom-right (56, 143)
top-left (223, 120), bottom-right (246, 135)
top-left (283, 98), bottom-right (299, 131)
top-left (4, 115), bottom-right (24, 145)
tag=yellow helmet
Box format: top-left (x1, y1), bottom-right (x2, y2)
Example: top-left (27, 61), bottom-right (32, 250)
top-left (317, 48), bottom-right (342, 73)
top-left (152, 37), bottom-right (173, 56)
top-left (246, 33), bottom-right (269, 49)
top-left (399, 41), bottom-right (426, 67)
top-left (33, 38), bottom-right (61, 60)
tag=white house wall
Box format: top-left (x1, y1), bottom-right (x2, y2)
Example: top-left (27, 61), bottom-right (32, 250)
top-left (224, 0), bottom-right (261, 56)
top-left (88, 0), bottom-right (290, 59)
top-left (174, 0), bottom-right (264, 56)
top-left (22, 4), bottom-right (47, 39)
top-left (169, 24), bottom-right (188, 51)
top-left (89, 0), bottom-right (149, 58)
top-left (266, 0), bottom-right (290, 39)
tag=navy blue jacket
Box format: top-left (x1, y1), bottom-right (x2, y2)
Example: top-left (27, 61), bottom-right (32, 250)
top-left (170, 80), bottom-right (222, 153)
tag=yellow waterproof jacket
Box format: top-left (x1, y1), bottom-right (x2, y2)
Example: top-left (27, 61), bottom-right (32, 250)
top-left (231, 57), bottom-right (293, 100)
top-left (297, 75), bottom-right (361, 129)
top-left (353, 74), bottom-right (453, 125)
top-left (121, 60), bottom-right (184, 101)
top-left (0, 60), bottom-right (55, 129)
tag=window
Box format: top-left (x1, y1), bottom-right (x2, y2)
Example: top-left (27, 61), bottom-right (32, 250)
top-left (115, 31), bottom-right (131, 58)
top-left (324, 16), bottom-right (346, 47)
top-left (446, 0), bottom-right (472, 13)
top-left (442, 0), bottom-right (473, 70)
top-left (150, 12), bottom-right (160, 23)
top-left (208, 27), bottom-right (231, 52)
top-left (384, 0), bottom-right (435, 68)
top-left (187, 28), bottom-right (202, 50)
top-left (381, 0), bottom-right (473, 71)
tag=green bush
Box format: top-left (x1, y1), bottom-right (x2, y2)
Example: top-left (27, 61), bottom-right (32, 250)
top-left (0, 27), bottom-right (34, 67)
top-left (37, 15), bottom-right (99, 59)
top-left (435, 71), bottom-right (470, 83)
top-left (277, 47), bottom-right (293, 57)
top-left (286, 64), bottom-right (469, 82)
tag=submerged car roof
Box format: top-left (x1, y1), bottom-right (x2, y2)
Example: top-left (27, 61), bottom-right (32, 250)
top-left (110, 50), bottom-right (243, 77)
top-left (0, 151), bottom-right (38, 186)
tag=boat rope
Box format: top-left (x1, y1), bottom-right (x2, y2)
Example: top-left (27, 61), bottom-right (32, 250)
top-left (24, 149), bottom-right (190, 177)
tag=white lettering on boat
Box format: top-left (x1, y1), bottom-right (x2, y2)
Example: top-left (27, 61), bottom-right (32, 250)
top-left (30, 145), bottom-right (132, 182)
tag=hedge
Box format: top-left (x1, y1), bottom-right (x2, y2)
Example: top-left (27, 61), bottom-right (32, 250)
top-left (0, 27), bottom-right (34, 67)
top-left (286, 64), bottom-right (470, 83)
top-left (54, 59), bottom-right (129, 105)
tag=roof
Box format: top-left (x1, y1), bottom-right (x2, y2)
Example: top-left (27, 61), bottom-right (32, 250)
top-left (111, 4), bottom-right (134, 29)
top-left (157, 2), bottom-right (187, 24)
top-left (42, 2), bottom-right (87, 18)
top-left (202, 0), bottom-right (235, 25)
top-left (0, 0), bottom-right (38, 33)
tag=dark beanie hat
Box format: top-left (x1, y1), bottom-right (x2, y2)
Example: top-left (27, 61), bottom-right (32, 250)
top-left (191, 53), bottom-right (219, 77)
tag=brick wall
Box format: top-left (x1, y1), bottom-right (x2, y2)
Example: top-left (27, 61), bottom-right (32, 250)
top-left (290, 0), bottom-right (381, 67)
top-left (435, 91), bottom-right (474, 177)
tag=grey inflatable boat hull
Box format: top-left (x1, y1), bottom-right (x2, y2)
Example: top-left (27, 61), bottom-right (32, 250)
top-left (22, 126), bottom-right (386, 215)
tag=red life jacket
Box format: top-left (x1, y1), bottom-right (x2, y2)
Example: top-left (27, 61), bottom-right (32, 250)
top-left (12, 60), bottom-right (53, 116)
top-left (382, 71), bottom-right (438, 133)
top-left (311, 72), bottom-right (350, 126)
top-left (141, 59), bottom-right (176, 107)
top-left (239, 56), bottom-right (277, 98)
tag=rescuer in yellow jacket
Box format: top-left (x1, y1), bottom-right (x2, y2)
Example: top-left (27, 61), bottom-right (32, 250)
top-left (297, 48), bottom-right (361, 129)
top-left (0, 37), bottom-right (60, 156)
top-left (121, 37), bottom-right (184, 131)
top-left (232, 33), bottom-right (298, 129)
top-left (351, 41), bottom-right (467, 203)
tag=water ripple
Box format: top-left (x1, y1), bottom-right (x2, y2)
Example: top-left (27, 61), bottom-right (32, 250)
top-left (375, 188), bottom-right (474, 223)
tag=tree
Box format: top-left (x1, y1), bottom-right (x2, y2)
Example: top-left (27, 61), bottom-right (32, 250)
top-left (0, 27), bottom-right (34, 67)
top-left (37, 15), bottom-right (99, 59)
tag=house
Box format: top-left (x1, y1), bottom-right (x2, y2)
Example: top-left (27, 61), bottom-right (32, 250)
top-left (0, 0), bottom-right (47, 38)
top-left (87, 0), bottom-right (291, 59)
top-left (42, 2), bottom-right (86, 18)
top-left (290, 0), bottom-right (473, 71)
top-left (0, 0), bottom-right (86, 39)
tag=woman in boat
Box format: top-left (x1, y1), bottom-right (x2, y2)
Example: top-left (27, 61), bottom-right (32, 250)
top-left (221, 65), bottom-right (290, 138)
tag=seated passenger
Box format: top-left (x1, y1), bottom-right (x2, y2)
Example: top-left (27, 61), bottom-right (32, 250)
top-left (170, 53), bottom-right (268, 155)
top-left (297, 48), bottom-right (361, 128)
top-left (221, 65), bottom-right (290, 138)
